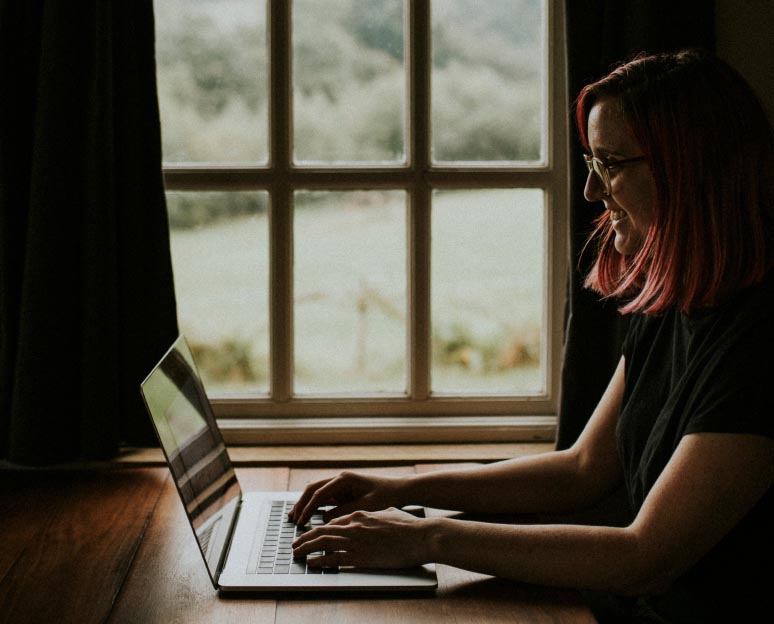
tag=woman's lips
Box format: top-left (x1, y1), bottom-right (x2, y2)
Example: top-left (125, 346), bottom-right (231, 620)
top-left (610, 209), bottom-right (627, 223)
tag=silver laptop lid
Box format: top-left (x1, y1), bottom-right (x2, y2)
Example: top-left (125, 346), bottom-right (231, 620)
top-left (141, 335), bottom-right (242, 588)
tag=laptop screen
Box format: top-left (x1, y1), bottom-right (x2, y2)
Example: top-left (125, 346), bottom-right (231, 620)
top-left (141, 335), bottom-right (241, 585)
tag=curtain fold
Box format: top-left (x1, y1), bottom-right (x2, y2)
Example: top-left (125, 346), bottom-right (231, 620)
top-left (557, 1), bottom-right (715, 450)
top-left (0, 1), bottom-right (178, 465)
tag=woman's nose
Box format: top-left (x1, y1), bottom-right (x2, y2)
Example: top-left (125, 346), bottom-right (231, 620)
top-left (583, 169), bottom-right (606, 202)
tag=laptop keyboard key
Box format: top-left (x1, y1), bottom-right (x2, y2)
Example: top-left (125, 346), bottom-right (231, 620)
top-left (249, 501), bottom-right (329, 576)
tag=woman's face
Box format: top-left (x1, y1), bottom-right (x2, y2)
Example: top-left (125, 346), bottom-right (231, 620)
top-left (584, 98), bottom-right (657, 256)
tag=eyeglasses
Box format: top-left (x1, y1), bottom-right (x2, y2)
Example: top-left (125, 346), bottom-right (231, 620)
top-left (583, 154), bottom-right (646, 197)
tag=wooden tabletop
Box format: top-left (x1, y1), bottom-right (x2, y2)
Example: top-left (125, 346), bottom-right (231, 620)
top-left (0, 464), bottom-right (596, 624)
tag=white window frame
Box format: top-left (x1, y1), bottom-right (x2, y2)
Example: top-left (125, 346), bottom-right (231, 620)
top-left (162, 0), bottom-right (568, 445)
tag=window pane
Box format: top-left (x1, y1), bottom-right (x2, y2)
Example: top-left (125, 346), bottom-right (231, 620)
top-left (155, 0), bottom-right (268, 163)
top-left (167, 192), bottom-right (269, 395)
top-left (294, 191), bottom-right (406, 393)
top-left (431, 189), bottom-right (544, 393)
top-left (292, 0), bottom-right (406, 163)
top-left (431, 0), bottom-right (545, 162)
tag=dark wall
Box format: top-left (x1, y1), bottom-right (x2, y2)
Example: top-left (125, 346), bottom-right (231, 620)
top-left (716, 0), bottom-right (774, 124)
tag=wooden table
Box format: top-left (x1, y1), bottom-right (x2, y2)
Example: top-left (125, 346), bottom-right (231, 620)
top-left (0, 464), bottom-right (596, 623)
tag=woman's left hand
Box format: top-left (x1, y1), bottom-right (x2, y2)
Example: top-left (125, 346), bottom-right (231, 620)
top-left (291, 508), bottom-right (432, 569)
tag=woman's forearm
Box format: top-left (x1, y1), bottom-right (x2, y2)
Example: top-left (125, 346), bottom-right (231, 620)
top-left (398, 449), bottom-right (609, 515)
top-left (425, 517), bottom-right (645, 594)
top-left (398, 361), bottom-right (626, 516)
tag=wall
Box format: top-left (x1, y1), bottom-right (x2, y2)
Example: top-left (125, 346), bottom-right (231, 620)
top-left (716, 0), bottom-right (774, 124)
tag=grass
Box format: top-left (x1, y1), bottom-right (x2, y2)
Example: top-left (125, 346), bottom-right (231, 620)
top-left (168, 189), bottom-right (544, 396)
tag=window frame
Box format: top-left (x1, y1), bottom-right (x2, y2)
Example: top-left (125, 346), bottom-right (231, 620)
top-left (161, 0), bottom-right (568, 444)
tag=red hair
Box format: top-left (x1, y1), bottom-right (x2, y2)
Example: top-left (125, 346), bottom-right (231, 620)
top-left (576, 50), bottom-right (774, 314)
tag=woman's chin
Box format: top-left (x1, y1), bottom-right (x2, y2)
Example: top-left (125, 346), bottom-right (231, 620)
top-left (613, 233), bottom-right (641, 256)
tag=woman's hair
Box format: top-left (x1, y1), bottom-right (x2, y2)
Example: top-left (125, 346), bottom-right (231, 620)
top-left (576, 49), bottom-right (774, 314)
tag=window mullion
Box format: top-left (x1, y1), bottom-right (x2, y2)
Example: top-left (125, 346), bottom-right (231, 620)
top-left (546, 0), bottom-right (569, 412)
top-left (408, 0), bottom-right (432, 401)
top-left (268, 0), bottom-right (293, 401)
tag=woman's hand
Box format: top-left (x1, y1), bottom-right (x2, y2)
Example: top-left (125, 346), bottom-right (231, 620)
top-left (288, 471), bottom-right (407, 527)
top-left (291, 508), bottom-right (433, 569)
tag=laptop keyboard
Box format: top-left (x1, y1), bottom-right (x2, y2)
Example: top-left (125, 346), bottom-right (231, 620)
top-left (255, 500), bottom-right (338, 575)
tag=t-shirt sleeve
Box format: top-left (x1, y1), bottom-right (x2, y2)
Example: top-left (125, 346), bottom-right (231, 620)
top-left (683, 320), bottom-right (774, 439)
top-left (685, 376), bottom-right (774, 438)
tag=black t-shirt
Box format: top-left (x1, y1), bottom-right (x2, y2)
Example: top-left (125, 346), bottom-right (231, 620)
top-left (608, 275), bottom-right (774, 622)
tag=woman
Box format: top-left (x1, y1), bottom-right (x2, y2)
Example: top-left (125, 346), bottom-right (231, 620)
top-left (290, 50), bottom-right (773, 622)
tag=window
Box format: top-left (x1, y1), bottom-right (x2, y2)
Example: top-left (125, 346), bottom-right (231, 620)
top-left (155, 0), bottom-right (567, 444)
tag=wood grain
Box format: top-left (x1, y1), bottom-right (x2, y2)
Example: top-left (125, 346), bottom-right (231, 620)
top-left (434, 565), bottom-right (597, 623)
top-left (107, 468), bottom-right (289, 624)
top-left (0, 461), bottom-right (595, 623)
top-left (0, 469), bottom-right (166, 624)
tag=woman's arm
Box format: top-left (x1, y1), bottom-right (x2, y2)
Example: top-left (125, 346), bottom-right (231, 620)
top-left (427, 431), bottom-right (774, 593)
top-left (402, 356), bottom-right (628, 515)
top-left (291, 358), bottom-right (627, 525)
top-left (293, 432), bottom-right (774, 595)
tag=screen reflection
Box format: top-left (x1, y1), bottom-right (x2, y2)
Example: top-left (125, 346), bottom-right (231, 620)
top-left (141, 336), bottom-right (241, 581)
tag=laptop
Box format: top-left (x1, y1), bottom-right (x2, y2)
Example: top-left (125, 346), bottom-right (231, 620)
top-left (140, 335), bottom-right (437, 592)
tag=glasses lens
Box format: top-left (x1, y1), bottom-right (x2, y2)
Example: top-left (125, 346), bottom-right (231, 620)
top-left (584, 156), bottom-right (610, 195)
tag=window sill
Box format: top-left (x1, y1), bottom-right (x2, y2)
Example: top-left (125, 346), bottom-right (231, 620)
top-left (213, 414), bottom-right (557, 445)
top-left (117, 441), bottom-right (555, 467)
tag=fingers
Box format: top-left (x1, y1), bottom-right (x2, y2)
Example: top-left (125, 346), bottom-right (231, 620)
top-left (289, 471), bottom-right (394, 526)
top-left (291, 510), bottom-right (423, 570)
top-left (321, 500), bottom-right (366, 523)
top-left (287, 477), bottom-right (324, 522)
top-left (305, 551), bottom-right (349, 569)
top-left (288, 477), bottom-right (335, 525)
top-left (292, 524), bottom-right (364, 569)
top-left (290, 471), bottom-right (370, 526)
top-left (292, 528), bottom-right (350, 558)
top-left (293, 511), bottom-right (372, 554)
top-left (296, 480), bottom-right (349, 526)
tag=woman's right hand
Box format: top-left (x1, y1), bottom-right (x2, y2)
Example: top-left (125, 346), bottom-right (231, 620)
top-left (288, 471), bottom-right (407, 527)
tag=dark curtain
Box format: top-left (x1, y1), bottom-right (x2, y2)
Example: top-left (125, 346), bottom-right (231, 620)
top-left (557, 1), bottom-right (715, 449)
top-left (0, 1), bottom-right (178, 465)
